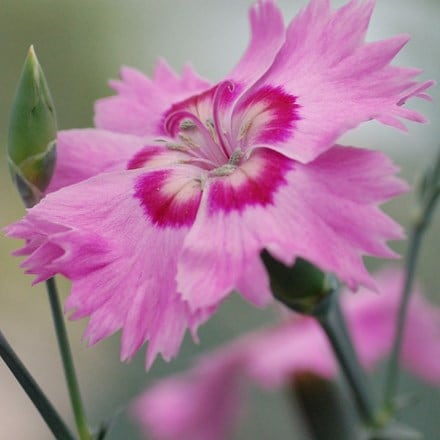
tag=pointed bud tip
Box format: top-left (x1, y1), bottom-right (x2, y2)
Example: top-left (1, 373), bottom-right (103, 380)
top-left (23, 45), bottom-right (43, 84)
top-left (27, 45), bottom-right (37, 61)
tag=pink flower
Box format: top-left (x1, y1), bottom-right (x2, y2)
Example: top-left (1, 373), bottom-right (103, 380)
top-left (132, 269), bottom-right (440, 440)
top-left (6, 0), bottom-right (432, 366)
top-left (132, 353), bottom-right (244, 440)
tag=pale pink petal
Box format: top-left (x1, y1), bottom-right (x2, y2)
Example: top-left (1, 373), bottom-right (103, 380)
top-left (95, 61), bottom-right (211, 137)
top-left (343, 284), bottom-right (400, 370)
top-left (6, 170), bottom-right (212, 367)
top-left (227, 0), bottom-right (285, 86)
top-left (46, 129), bottom-right (146, 193)
top-left (178, 146), bottom-right (406, 310)
top-left (345, 270), bottom-right (440, 384)
top-left (244, 318), bottom-right (337, 387)
top-left (242, 0), bottom-right (433, 162)
top-left (403, 295), bottom-right (440, 383)
top-left (132, 353), bottom-right (244, 440)
top-left (235, 255), bottom-right (272, 308)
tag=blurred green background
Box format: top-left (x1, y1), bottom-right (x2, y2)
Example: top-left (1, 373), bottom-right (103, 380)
top-left (0, 1), bottom-right (439, 439)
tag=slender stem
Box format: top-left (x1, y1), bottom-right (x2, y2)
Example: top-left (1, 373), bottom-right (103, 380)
top-left (0, 330), bottom-right (76, 440)
top-left (383, 228), bottom-right (421, 409)
top-left (317, 296), bottom-right (379, 427)
top-left (46, 278), bottom-right (92, 440)
top-left (383, 226), bottom-right (430, 409)
top-left (384, 151), bottom-right (440, 410)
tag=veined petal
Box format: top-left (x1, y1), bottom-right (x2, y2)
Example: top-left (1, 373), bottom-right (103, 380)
top-left (178, 146), bottom-right (406, 310)
top-left (243, 0), bottom-right (433, 162)
top-left (95, 61), bottom-right (211, 137)
top-left (127, 145), bottom-right (190, 171)
top-left (227, 0), bottom-right (285, 87)
top-left (162, 84), bottom-right (233, 164)
top-left (6, 170), bottom-right (213, 367)
top-left (133, 166), bottom-right (203, 229)
top-left (46, 129), bottom-right (146, 193)
top-left (232, 85), bottom-right (300, 150)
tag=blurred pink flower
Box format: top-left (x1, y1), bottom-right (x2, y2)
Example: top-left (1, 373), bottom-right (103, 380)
top-left (6, 0), bottom-right (431, 366)
top-left (132, 269), bottom-right (440, 440)
top-left (133, 353), bottom-right (244, 440)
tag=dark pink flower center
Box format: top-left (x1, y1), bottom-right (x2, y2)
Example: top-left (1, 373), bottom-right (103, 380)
top-left (130, 81), bottom-right (299, 227)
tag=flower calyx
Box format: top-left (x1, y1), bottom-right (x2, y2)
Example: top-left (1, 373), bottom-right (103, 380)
top-left (261, 250), bottom-right (338, 315)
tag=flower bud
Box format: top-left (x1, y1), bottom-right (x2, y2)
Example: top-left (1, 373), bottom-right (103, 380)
top-left (8, 46), bottom-right (57, 207)
top-left (261, 250), bottom-right (338, 314)
top-left (291, 371), bottom-right (356, 440)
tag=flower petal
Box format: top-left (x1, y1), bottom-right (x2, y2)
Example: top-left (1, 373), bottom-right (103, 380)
top-left (232, 85), bottom-right (300, 150)
top-left (243, 0), bottom-right (433, 162)
top-left (95, 60), bottom-right (211, 137)
top-left (345, 269), bottom-right (440, 384)
top-left (403, 295), bottom-right (440, 383)
top-left (46, 129), bottom-right (146, 193)
top-left (245, 318), bottom-right (337, 387)
top-left (7, 170), bottom-right (212, 367)
top-left (178, 146), bottom-right (406, 310)
top-left (227, 0), bottom-right (285, 87)
top-left (133, 166), bottom-right (203, 229)
top-left (132, 353), bottom-right (244, 440)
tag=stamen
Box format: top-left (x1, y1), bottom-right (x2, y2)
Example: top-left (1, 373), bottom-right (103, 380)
top-left (178, 134), bottom-right (200, 149)
top-left (180, 119), bottom-right (197, 130)
top-left (229, 149), bottom-right (243, 166)
top-left (205, 118), bottom-right (219, 144)
top-left (211, 163), bottom-right (237, 177)
top-left (238, 120), bottom-right (253, 141)
top-left (165, 142), bottom-right (190, 152)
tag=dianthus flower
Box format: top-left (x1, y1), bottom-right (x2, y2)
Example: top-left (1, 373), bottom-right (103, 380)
top-left (6, 0), bottom-right (432, 366)
top-left (132, 270), bottom-right (440, 440)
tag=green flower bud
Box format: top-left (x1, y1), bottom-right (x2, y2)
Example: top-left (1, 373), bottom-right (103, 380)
top-left (8, 45), bottom-right (57, 207)
top-left (261, 250), bottom-right (338, 314)
top-left (291, 371), bottom-right (357, 440)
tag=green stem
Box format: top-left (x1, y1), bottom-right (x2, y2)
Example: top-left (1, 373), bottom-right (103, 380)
top-left (383, 228), bottom-right (421, 410)
top-left (316, 296), bottom-right (379, 427)
top-left (46, 278), bottom-right (92, 440)
top-left (383, 217), bottom-right (436, 410)
top-left (384, 150), bottom-right (440, 411)
top-left (0, 330), bottom-right (75, 440)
